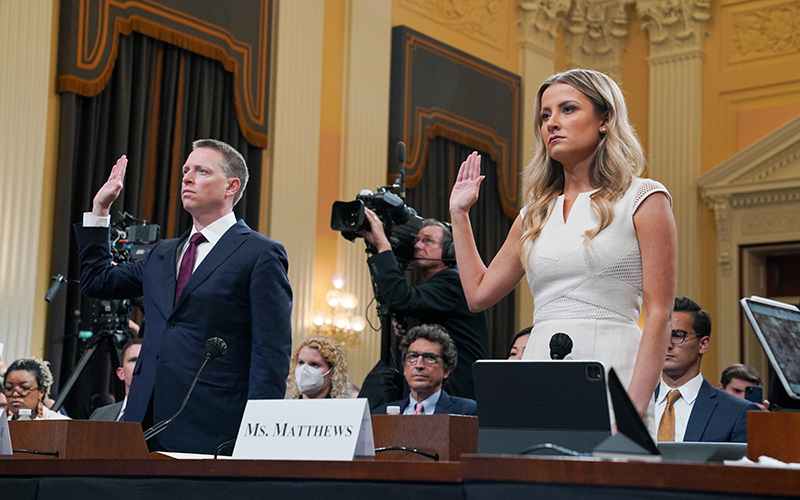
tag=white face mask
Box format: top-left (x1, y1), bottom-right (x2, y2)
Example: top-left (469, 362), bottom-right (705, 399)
top-left (295, 364), bottom-right (332, 395)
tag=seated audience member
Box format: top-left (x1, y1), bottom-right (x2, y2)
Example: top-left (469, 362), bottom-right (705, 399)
top-left (719, 363), bottom-right (761, 397)
top-left (719, 363), bottom-right (769, 410)
top-left (90, 338), bottom-right (143, 421)
top-left (3, 357), bottom-right (70, 420)
top-left (508, 327), bottom-right (532, 360)
top-left (373, 324), bottom-right (477, 416)
top-left (285, 335), bottom-right (351, 399)
top-left (655, 297), bottom-right (757, 443)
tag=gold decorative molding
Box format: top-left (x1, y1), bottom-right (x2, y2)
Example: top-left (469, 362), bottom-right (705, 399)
top-left (518, 0), bottom-right (571, 54)
top-left (741, 209), bottom-right (800, 236)
top-left (730, 142), bottom-right (800, 185)
top-left (729, 0), bottom-right (800, 63)
top-left (636, 0), bottom-right (711, 57)
top-left (565, 0), bottom-right (631, 77)
top-left (705, 197), bottom-right (733, 276)
top-left (400, 0), bottom-right (508, 49)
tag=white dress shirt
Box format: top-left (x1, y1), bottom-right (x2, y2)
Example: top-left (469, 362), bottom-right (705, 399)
top-left (403, 389), bottom-right (442, 415)
top-left (83, 211), bottom-right (237, 274)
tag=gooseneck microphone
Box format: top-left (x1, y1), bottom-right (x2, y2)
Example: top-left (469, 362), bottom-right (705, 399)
top-left (549, 332), bottom-right (573, 360)
top-left (143, 337), bottom-right (228, 442)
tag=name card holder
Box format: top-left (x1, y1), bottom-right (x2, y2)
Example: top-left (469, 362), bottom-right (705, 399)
top-left (233, 398), bottom-right (374, 461)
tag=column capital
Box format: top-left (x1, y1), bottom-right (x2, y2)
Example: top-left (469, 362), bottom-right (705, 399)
top-left (518, 0), bottom-right (571, 56)
top-left (636, 0), bottom-right (711, 58)
top-left (565, 0), bottom-right (631, 79)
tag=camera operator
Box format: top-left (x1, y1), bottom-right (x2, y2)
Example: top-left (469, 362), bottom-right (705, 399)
top-left (360, 207), bottom-right (488, 400)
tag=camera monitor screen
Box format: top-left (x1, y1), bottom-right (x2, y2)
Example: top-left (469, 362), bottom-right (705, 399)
top-left (740, 296), bottom-right (800, 400)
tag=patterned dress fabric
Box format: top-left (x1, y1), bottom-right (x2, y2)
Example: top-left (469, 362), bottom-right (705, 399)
top-left (521, 177), bottom-right (671, 390)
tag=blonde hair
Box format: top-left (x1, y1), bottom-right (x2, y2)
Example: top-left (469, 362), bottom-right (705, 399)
top-left (519, 69), bottom-right (645, 256)
top-left (285, 335), bottom-right (351, 399)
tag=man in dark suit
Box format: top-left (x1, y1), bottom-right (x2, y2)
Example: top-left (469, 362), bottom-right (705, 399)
top-left (655, 296), bottom-right (758, 443)
top-left (75, 140), bottom-right (292, 454)
top-left (360, 209), bottom-right (488, 401)
top-left (373, 324), bottom-right (477, 416)
top-left (90, 338), bottom-right (142, 421)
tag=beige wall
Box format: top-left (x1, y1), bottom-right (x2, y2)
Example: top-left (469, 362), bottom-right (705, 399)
top-left (700, 0), bottom-right (800, 383)
top-left (0, 0), bottom-right (59, 363)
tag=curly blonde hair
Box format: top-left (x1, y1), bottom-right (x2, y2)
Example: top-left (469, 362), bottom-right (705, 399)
top-left (285, 335), bottom-right (351, 399)
top-left (519, 69), bottom-right (645, 257)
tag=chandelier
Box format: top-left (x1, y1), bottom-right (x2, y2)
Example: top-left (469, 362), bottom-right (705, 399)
top-left (312, 273), bottom-right (366, 346)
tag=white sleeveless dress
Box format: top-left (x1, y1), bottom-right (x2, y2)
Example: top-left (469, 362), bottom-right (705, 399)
top-left (520, 177), bottom-right (671, 390)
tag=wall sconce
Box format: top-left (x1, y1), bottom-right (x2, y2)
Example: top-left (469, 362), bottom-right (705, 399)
top-left (313, 273), bottom-right (366, 346)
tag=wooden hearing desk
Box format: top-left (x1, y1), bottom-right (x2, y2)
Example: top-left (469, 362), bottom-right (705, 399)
top-left (2, 416), bottom-right (800, 499)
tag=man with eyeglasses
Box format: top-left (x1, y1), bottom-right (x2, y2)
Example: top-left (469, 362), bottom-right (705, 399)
top-left (360, 209), bottom-right (488, 401)
top-left (373, 324), bottom-right (477, 416)
top-left (654, 296), bottom-right (758, 443)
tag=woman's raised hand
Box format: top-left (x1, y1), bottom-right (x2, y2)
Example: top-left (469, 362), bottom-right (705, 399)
top-left (449, 151), bottom-right (484, 215)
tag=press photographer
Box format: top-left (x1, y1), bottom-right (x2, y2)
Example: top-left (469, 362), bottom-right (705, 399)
top-left (357, 208), bottom-right (488, 401)
top-left (330, 145), bottom-right (487, 403)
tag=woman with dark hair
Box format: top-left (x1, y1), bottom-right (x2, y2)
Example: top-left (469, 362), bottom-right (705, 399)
top-left (3, 357), bottom-right (70, 420)
top-left (449, 69), bottom-right (676, 417)
top-left (508, 327), bottom-right (532, 360)
top-left (285, 335), bottom-right (351, 400)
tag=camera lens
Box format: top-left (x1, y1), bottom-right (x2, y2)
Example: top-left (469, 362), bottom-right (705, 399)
top-left (343, 210), bottom-right (360, 228)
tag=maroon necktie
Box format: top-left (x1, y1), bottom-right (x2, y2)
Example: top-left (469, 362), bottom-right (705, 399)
top-left (175, 232), bottom-right (206, 304)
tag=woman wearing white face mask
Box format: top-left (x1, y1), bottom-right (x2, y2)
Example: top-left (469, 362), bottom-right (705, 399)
top-left (285, 335), bottom-right (351, 399)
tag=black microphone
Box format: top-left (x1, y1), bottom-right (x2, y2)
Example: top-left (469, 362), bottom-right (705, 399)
top-left (45, 275), bottom-right (67, 302)
top-left (549, 332), bottom-right (573, 360)
top-left (142, 337), bottom-right (228, 442)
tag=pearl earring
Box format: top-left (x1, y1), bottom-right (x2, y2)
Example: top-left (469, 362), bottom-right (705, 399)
top-left (600, 126), bottom-right (608, 134)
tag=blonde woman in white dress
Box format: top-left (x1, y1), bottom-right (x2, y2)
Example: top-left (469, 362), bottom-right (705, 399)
top-left (449, 69), bottom-right (676, 417)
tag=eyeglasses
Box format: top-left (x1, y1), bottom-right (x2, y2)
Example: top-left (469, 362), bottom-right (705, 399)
top-left (405, 351), bottom-right (442, 366)
top-left (3, 385), bottom-right (40, 397)
top-left (670, 329), bottom-right (704, 345)
top-left (413, 236), bottom-right (441, 247)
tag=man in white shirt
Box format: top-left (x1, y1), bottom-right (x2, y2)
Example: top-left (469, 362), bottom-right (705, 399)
top-left (90, 338), bottom-right (141, 421)
top-left (655, 296), bottom-right (758, 443)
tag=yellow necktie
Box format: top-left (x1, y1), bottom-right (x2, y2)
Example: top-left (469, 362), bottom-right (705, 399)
top-left (657, 390), bottom-right (682, 442)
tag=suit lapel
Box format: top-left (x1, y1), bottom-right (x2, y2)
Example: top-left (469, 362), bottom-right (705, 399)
top-left (433, 391), bottom-right (450, 415)
top-left (173, 220), bottom-right (251, 311)
top-left (148, 233), bottom-right (185, 320)
top-left (684, 379), bottom-right (717, 441)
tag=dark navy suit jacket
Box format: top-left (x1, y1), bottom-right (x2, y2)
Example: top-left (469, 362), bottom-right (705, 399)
top-left (656, 378), bottom-right (758, 443)
top-left (372, 390), bottom-right (477, 416)
top-left (75, 220), bottom-right (292, 454)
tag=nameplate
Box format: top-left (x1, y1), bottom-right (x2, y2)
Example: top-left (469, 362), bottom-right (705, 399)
top-left (232, 398), bottom-right (374, 460)
top-left (0, 411), bottom-right (11, 457)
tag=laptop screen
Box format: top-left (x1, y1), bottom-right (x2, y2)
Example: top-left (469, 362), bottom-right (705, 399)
top-left (741, 296), bottom-right (800, 400)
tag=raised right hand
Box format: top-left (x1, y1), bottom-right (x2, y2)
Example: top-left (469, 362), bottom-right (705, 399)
top-left (449, 151), bottom-right (484, 215)
top-left (92, 155), bottom-right (127, 217)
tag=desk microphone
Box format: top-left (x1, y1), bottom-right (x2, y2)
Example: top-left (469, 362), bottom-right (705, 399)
top-left (549, 332), bottom-right (573, 360)
top-left (143, 337), bottom-right (228, 442)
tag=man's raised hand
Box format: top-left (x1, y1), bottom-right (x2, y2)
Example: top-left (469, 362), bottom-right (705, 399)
top-left (92, 155), bottom-right (127, 217)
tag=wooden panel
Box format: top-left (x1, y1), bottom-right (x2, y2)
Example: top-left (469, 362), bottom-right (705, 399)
top-left (748, 411), bottom-right (800, 463)
top-left (371, 414), bottom-right (478, 461)
top-left (9, 421), bottom-right (149, 460)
